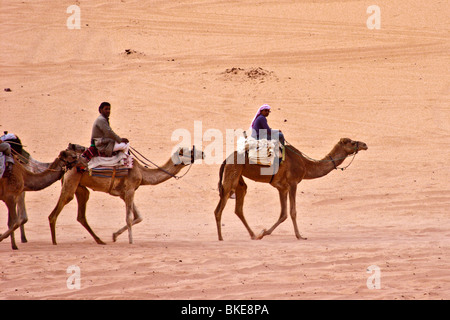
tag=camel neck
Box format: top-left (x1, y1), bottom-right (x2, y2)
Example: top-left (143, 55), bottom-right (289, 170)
top-left (23, 159), bottom-right (64, 191)
top-left (292, 144), bottom-right (348, 180)
top-left (139, 159), bottom-right (185, 185)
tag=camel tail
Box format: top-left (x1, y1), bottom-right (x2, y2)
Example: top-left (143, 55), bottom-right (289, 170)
top-left (218, 160), bottom-right (226, 197)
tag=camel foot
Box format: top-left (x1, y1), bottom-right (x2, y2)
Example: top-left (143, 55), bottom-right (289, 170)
top-left (112, 233), bottom-right (118, 242)
top-left (255, 229), bottom-right (267, 240)
top-left (95, 238), bottom-right (107, 245)
top-left (296, 233), bottom-right (307, 240)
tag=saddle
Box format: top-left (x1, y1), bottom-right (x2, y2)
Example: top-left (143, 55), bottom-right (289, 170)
top-left (1, 132), bottom-right (30, 164)
top-left (237, 136), bottom-right (284, 166)
top-left (77, 145), bottom-right (133, 178)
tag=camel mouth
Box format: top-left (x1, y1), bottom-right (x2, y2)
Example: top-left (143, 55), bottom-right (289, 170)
top-left (359, 143), bottom-right (368, 151)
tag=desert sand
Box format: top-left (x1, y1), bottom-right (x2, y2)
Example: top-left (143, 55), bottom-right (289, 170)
top-left (0, 0), bottom-right (449, 300)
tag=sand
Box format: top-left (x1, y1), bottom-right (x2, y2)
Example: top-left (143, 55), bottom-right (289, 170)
top-left (0, 0), bottom-right (449, 300)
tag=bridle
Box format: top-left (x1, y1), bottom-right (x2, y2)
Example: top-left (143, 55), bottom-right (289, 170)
top-left (129, 145), bottom-right (197, 180)
top-left (329, 141), bottom-right (359, 171)
top-left (58, 154), bottom-right (78, 172)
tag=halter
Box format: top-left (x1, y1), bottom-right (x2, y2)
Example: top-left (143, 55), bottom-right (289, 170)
top-left (57, 154), bottom-right (78, 172)
top-left (329, 141), bottom-right (359, 171)
top-left (129, 145), bottom-right (196, 180)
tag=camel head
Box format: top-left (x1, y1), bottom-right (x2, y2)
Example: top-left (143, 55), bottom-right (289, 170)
top-left (339, 138), bottom-right (368, 155)
top-left (172, 145), bottom-right (205, 165)
top-left (67, 143), bottom-right (86, 154)
top-left (58, 149), bottom-right (79, 170)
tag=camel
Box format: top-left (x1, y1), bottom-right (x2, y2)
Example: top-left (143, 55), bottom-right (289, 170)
top-left (214, 137), bottom-right (368, 240)
top-left (15, 153), bottom-right (51, 243)
top-left (15, 143), bottom-right (88, 242)
top-left (0, 150), bottom-right (79, 249)
top-left (48, 146), bottom-right (204, 245)
top-left (0, 134), bottom-right (52, 243)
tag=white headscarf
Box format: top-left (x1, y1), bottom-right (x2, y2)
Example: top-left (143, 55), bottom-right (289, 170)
top-left (250, 104), bottom-right (271, 130)
top-left (0, 133), bottom-right (17, 141)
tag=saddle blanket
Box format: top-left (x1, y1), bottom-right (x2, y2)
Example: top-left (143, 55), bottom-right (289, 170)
top-left (237, 137), bottom-right (282, 166)
top-left (89, 165), bottom-right (130, 178)
top-left (87, 151), bottom-right (133, 170)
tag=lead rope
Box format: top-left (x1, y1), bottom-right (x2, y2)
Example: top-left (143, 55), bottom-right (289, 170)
top-left (128, 146), bottom-right (192, 180)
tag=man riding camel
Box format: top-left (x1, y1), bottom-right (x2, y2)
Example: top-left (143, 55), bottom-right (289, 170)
top-left (250, 104), bottom-right (285, 145)
top-left (91, 102), bottom-right (129, 157)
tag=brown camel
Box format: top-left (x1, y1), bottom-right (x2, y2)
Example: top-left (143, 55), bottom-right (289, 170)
top-left (0, 150), bottom-right (79, 249)
top-left (214, 138), bottom-right (368, 240)
top-left (48, 146), bottom-right (204, 245)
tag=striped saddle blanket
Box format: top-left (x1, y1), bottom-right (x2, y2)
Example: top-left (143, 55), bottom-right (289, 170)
top-left (89, 166), bottom-right (130, 178)
top-left (85, 151), bottom-right (133, 179)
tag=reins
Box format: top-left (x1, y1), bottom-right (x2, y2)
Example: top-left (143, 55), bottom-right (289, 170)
top-left (284, 140), bottom-right (359, 171)
top-left (10, 148), bottom-right (77, 172)
top-left (128, 146), bottom-right (193, 180)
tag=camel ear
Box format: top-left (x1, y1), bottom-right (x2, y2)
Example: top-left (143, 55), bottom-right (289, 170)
top-left (340, 138), bottom-right (351, 144)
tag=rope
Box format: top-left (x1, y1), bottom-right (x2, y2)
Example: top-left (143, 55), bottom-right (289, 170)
top-left (128, 146), bottom-right (192, 180)
top-left (2, 140), bottom-right (27, 147)
top-left (10, 149), bottom-right (51, 172)
top-left (130, 147), bottom-right (210, 193)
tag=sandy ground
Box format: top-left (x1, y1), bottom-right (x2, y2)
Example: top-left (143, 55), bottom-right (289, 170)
top-left (0, 0), bottom-right (449, 300)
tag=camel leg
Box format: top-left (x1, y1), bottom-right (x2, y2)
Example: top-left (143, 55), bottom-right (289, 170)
top-left (48, 171), bottom-right (81, 245)
top-left (0, 197), bottom-right (20, 250)
top-left (75, 185), bottom-right (106, 245)
top-left (112, 202), bottom-right (142, 242)
top-left (288, 184), bottom-right (307, 240)
top-left (17, 192), bottom-right (29, 243)
top-left (125, 192), bottom-right (135, 244)
top-left (214, 165), bottom-right (243, 240)
top-left (112, 191), bottom-right (136, 244)
top-left (8, 199), bottom-right (19, 250)
top-left (234, 177), bottom-right (256, 239)
top-left (257, 188), bottom-right (289, 240)
top-left (214, 190), bottom-right (231, 241)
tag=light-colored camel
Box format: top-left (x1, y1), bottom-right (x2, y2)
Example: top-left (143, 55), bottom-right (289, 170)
top-left (0, 135), bottom-right (52, 242)
top-left (15, 145), bottom-right (86, 242)
top-left (48, 147), bottom-right (204, 245)
top-left (0, 150), bottom-right (79, 249)
top-left (15, 155), bottom-right (51, 243)
top-left (214, 138), bottom-right (368, 240)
